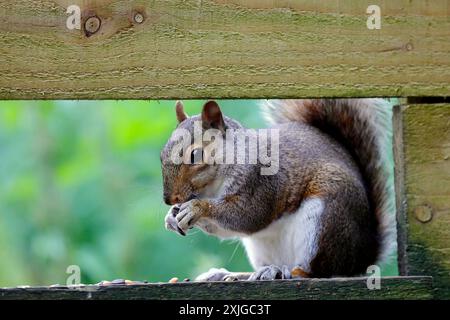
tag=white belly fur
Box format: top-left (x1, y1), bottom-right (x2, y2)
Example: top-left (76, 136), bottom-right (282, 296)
top-left (241, 197), bottom-right (324, 272)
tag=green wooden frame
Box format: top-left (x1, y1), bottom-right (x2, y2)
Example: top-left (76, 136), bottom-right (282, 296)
top-left (394, 103), bottom-right (450, 299)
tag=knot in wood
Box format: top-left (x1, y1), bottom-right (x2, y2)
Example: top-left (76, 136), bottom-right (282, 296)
top-left (84, 16), bottom-right (101, 36)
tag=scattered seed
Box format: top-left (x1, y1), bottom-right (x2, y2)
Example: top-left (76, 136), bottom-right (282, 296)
top-left (112, 279), bottom-right (126, 285)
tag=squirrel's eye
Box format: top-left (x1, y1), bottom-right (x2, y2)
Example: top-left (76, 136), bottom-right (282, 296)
top-left (190, 148), bottom-right (203, 164)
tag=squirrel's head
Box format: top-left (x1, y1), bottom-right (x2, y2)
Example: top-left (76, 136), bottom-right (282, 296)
top-left (160, 100), bottom-right (243, 205)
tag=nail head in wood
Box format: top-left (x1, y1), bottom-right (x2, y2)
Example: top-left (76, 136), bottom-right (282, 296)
top-left (134, 12), bottom-right (144, 24)
top-left (414, 205), bottom-right (433, 223)
top-left (405, 42), bottom-right (414, 51)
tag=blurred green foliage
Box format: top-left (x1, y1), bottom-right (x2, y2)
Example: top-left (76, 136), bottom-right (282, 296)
top-left (0, 100), bottom-right (398, 287)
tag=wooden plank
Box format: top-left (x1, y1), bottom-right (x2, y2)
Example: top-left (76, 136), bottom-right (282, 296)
top-left (0, 277), bottom-right (433, 300)
top-left (394, 104), bottom-right (450, 299)
top-left (0, 0), bottom-right (449, 99)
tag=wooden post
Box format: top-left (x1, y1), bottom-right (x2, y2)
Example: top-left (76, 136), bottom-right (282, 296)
top-left (394, 104), bottom-right (450, 299)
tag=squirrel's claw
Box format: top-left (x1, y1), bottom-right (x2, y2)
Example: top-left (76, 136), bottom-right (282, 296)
top-left (176, 200), bottom-right (202, 234)
top-left (248, 265), bottom-right (291, 281)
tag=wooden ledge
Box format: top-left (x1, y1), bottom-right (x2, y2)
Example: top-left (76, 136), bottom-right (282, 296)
top-left (0, 276), bottom-right (433, 300)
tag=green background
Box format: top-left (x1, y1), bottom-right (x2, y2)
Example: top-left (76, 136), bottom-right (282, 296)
top-left (0, 100), bottom-right (398, 286)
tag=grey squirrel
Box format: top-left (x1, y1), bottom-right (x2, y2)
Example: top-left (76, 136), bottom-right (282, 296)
top-left (161, 99), bottom-right (394, 280)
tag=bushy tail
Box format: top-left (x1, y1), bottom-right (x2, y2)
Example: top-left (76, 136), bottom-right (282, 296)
top-left (262, 99), bottom-right (396, 264)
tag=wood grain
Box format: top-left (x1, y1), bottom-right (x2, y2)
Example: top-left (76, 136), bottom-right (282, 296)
top-left (0, 277), bottom-right (433, 300)
top-left (394, 104), bottom-right (450, 299)
top-left (0, 0), bottom-right (449, 99)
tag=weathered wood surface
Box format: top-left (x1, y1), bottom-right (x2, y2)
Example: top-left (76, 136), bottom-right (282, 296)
top-left (394, 104), bottom-right (450, 299)
top-left (0, 0), bottom-right (449, 99)
top-left (0, 277), bottom-right (433, 300)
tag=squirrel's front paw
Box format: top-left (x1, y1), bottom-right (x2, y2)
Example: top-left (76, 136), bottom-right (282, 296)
top-left (164, 205), bottom-right (186, 236)
top-left (176, 199), bottom-right (205, 234)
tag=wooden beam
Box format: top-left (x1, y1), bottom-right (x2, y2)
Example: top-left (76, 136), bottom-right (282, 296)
top-left (0, 0), bottom-right (449, 99)
top-left (0, 277), bottom-right (433, 300)
top-left (394, 104), bottom-right (450, 299)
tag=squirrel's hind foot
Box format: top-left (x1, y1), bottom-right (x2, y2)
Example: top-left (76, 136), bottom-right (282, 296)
top-left (248, 265), bottom-right (291, 281)
top-left (195, 265), bottom-right (308, 282)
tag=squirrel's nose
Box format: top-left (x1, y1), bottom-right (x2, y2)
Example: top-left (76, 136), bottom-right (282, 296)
top-left (171, 195), bottom-right (181, 204)
top-left (164, 194), bottom-right (181, 205)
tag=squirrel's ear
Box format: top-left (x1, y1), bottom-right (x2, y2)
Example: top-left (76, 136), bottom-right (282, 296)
top-left (176, 101), bottom-right (188, 123)
top-left (201, 100), bottom-right (225, 131)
